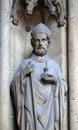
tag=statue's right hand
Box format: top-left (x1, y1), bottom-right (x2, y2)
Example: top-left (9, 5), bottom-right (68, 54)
top-left (22, 64), bottom-right (34, 77)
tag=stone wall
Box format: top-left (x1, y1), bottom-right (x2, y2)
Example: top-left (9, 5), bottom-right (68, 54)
top-left (0, 1), bottom-right (68, 130)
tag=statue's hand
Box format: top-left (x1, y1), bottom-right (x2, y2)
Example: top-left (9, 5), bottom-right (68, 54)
top-left (23, 64), bottom-right (34, 77)
top-left (41, 74), bottom-right (57, 84)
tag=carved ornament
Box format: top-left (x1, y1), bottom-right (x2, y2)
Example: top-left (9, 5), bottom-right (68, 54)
top-left (11, 0), bottom-right (66, 28)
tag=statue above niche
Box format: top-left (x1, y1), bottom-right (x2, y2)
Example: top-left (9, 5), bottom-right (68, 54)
top-left (11, 0), bottom-right (66, 29)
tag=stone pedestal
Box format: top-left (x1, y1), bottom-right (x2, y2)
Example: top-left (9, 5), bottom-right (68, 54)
top-left (68, 1), bottom-right (78, 130)
top-left (0, 0), bottom-right (10, 130)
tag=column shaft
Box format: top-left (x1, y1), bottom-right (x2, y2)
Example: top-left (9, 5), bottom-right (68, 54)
top-left (0, 0), bottom-right (10, 130)
top-left (68, 1), bottom-right (78, 130)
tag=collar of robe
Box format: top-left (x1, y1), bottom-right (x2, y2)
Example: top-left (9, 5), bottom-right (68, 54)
top-left (30, 52), bottom-right (50, 62)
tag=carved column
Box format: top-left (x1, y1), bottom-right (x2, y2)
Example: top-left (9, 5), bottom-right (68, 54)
top-left (0, 0), bottom-right (10, 130)
top-left (68, 1), bottom-right (78, 130)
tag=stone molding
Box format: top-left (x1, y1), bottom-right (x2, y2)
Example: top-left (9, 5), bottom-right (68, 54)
top-left (11, 0), bottom-right (66, 27)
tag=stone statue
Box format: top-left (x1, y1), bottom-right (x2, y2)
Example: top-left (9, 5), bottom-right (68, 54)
top-left (10, 23), bottom-right (67, 130)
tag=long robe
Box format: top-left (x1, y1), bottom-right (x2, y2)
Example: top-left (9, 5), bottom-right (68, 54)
top-left (10, 55), bottom-right (67, 130)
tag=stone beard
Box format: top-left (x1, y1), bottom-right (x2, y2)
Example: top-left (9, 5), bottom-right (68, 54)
top-left (10, 23), bottom-right (67, 130)
top-left (33, 47), bottom-right (47, 56)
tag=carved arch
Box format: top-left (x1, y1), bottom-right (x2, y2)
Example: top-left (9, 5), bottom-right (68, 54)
top-left (11, 0), bottom-right (66, 27)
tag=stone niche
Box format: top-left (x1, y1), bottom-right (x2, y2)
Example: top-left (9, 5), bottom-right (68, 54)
top-left (9, 0), bottom-right (68, 130)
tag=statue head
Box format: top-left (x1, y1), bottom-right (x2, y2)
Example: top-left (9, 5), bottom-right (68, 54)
top-left (31, 23), bottom-right (51, 56)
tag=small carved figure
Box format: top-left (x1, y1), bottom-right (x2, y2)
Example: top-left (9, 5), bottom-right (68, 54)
top-left (11, 0), bottom-right (20, 25)
top-left (11, 0), bottom-right (38, 25)
top-left (10, 23), bottom-right (67, 130)
top-left (44, 0), bottom-right (66, 26)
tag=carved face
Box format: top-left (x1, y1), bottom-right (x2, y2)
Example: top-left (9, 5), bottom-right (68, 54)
top-left (31, 33), bottom-right (50, 56)
top-left (25, 0), bottom-right (38, 14)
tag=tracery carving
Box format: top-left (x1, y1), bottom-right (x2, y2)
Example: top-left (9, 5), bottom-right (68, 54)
top-left (11, 0), bottom-right (66, 27)
top-left (44, 0), bottom-right (66, 27)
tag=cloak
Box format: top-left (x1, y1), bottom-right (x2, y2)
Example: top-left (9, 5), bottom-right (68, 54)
top-left (10, 57), bottom-right (67, 130)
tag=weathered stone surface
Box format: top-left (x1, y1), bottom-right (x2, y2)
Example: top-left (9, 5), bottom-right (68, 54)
top-left (10, 25), bottom-right (33, 80)
top-left (68, 1), bottom-right (78, 17)
top-left (68, 8), bottom-right (78, 130)
top-left (48, 28), bottom-right (61, 58)
top-left (9, 116), bottom-right (17, 130)
top-left (0, 1), bottom-right (10, 130)
top-left (70, 101), bottom-right (78, 130)
top-left (0, 1), bottom-right (68, 130)
top-left (68, 18), bottom-right (78, 101)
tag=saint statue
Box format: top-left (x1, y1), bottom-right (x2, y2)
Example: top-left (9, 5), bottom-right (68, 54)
top-left (10, 23), bottom-right (67, 130)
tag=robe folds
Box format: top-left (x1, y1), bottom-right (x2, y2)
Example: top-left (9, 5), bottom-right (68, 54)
top-left (10, 57), bottom-right (67, 130)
